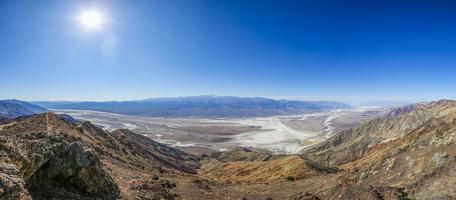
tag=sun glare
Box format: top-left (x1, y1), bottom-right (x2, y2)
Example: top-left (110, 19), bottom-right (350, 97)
top-left (77, 9), bottom-right (106, 31)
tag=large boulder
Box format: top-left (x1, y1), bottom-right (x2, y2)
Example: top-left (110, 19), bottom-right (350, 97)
top-left (0, 113), bottom-right (120, 199)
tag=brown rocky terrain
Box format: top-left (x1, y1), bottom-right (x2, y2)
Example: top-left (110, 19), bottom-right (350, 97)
top-left (0, 113), bottom-right (198, 199)
top-left (302, 99), bottom-right (456, 199)
top-left (1, 100), bottom-right (456, 199)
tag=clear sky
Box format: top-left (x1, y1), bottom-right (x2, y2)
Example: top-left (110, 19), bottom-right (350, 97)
top-left (1, 0), bottom-right (455, 102)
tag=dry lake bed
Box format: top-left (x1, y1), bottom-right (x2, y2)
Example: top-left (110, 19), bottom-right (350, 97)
top-left (55, 107), bottom-right (388, 154)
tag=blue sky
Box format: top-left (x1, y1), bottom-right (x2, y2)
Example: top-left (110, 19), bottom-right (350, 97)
top-left (1, 0), bottom-right (456, 102)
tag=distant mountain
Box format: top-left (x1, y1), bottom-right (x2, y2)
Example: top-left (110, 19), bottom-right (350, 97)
top-left (0, 116), bottom-right (9, 124)
top-left (3, 100), bottom-right (456, 199)
top-left (35, 96), bottom-right (351, 117)
top-left (31, 101), bottom-right (81, 108)
top-left (358, 100), bottom-right (415, 108)
top-left (0, 99), bottom-right (48, 119)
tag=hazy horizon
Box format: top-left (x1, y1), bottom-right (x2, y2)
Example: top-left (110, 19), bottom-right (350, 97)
top-left (3, 1), bottom-right (456, 197)
top-left (0, 94), bottom-right (430, 108)
top-left (0, 94), bottom-right (439, 108)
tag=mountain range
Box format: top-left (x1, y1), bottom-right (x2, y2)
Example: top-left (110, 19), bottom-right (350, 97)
top-left (34, 96), bottom-right (351, 117)
top-left (1, 99), bottom-right (456, 199)
top-left (0, 99), bottom-right (48, 119)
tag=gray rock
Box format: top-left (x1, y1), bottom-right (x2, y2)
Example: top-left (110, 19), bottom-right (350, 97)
top-left (432, 152), bottom-right (449, 166)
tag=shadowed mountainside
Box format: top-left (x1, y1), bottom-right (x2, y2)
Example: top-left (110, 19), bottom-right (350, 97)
top-left (34, 96), bottom-right (351, 117)
top-left (2, 100), bottom-right (456, 199)
top-left (194, 100), bottom-right (456, 199)
top-left (302, 100), bottom-right (456, 199)
top-left (0, 99), bottom-right (47, 119)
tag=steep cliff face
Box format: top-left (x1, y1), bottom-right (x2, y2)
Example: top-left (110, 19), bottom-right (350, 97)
top-left (2, 100), bottom-right (456, 199)
top-left (302, 100), bottom-right (456, 199)
top-left (342, 102), bottom-right (456, 199)
top-left (303, 101), bottom-right (440, 166)
top-left (0, 113), bottom-right (198, 199)
top-left (0, 113), bottom-right (119, 199)
top-left (110, 128), bottom-right (199, 174)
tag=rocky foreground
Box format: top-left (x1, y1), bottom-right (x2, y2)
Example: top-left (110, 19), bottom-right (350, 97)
top-left (1, 100), bottom-right (456, 199)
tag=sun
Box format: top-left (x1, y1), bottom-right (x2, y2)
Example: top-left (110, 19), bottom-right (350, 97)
top-left (77, 9), bottom-right (106, 31)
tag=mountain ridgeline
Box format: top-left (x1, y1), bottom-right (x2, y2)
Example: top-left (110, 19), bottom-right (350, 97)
top-left (1, 100), bottom-right (456, 199)
top-left (0, 99), bottom-right (48, 119)
top-left (34, 96), bottom-right (350, 117)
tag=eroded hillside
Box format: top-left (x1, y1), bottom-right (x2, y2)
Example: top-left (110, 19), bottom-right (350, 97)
top-left (1, 100), bottom-right (456, 199)
top-left (0, 113), bottom-right (198, 199)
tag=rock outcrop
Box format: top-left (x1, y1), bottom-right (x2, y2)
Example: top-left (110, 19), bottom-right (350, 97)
top-left (303, 102), bottom-right (437, 166)
top-left (0, 113), bottom-right (119, 199)
top-left (302, 100), bottom-right (456, 199)
top-left (2, 100), bottom-right (456, 199)
top-left (0, 113), bottom-right (198, 199)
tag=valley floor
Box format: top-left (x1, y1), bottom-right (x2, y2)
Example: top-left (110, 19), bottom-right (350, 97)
top-left (54, 107), bottom-right (387, 154)
top-left (3, 100), bottom-right (456, 199)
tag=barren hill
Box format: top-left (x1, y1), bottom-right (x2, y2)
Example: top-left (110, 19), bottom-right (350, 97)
top-left (2, 100), bottom-right (456, 199)
top-left (0, 99), bottom-right (47, 119)
top-left (0, 113), bottom-right (198, 199)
